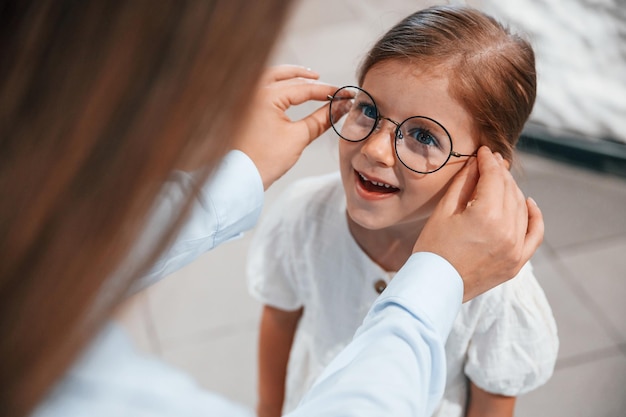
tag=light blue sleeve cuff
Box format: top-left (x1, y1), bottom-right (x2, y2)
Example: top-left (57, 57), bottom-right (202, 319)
top-left (131, 150), bottom-right (264, 289)
top-left (200, 149), bottom-right (264, 246)
top-left (372, 252), bottom-right (463, 341)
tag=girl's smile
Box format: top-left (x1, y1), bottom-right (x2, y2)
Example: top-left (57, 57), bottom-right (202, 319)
top-left (354, 169), bottom-right (400, 199)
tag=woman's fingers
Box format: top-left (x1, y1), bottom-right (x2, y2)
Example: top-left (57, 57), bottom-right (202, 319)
top-left (439, 157), bottom-right (479, 213)
top-left (235, 65), bottom-right (339, 190)
top-left (261, 65), bottom-right (319, 84)
top-left (415, 144), bottom-right (545, 301)
top-left (295, 102), bottom-right (333, 145)
top-left (471, 147), bottom-right (507, 212)
top-left (522, 197), bottom-right (545, 261)
top-left (269, 80), bottom-right (338, 109)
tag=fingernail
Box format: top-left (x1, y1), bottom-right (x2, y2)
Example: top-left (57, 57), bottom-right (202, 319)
top-left (494, 152), bottom-right (503, 161)
top-left (528, 197), bottom-right (537, 206)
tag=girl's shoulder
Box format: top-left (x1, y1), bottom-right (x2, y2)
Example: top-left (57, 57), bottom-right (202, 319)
top-left (458, 261), bottom-right (558, 349)
top-left (469, 262), bottom-right (542, 305)
top-left (265, 172), bottom-right (344, 226)
top-left (279, 172), bottom-right (343, 208)
top-left (457, 261), bottom-right (559, 396)
top-left (253, 172), bottom-right (344, 242)
top-left (461, 261), bottom-right (555, 326)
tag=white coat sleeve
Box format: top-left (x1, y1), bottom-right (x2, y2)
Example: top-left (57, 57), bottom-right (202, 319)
top-left (287, 252), bottom-right (464, 417)
top-left (134, 150), bottom-right (265, 290)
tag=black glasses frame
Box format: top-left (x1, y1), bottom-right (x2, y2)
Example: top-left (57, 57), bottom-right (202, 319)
top-left (328, 85), bottom-right (476, 174)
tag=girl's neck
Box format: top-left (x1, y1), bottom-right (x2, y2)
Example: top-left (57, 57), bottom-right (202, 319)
top-left (346, 214), bottom-right (426, 272)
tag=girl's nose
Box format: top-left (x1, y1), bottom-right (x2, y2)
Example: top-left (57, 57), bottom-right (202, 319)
top-left (360, 119), bottom-right (396, 167)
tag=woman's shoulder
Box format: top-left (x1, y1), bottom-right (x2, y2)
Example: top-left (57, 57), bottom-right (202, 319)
top-left (34, 324), bottom-right (252, 417)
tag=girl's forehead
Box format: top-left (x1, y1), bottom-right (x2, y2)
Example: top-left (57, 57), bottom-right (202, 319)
top-left (362, 60), bottom-right (479, 150)
top-left (361, 61), bottom-right (452, 110)
top-left (364, 60), bottom-right (450, 86)
top-left (361, 61), bottom-right (453, 109)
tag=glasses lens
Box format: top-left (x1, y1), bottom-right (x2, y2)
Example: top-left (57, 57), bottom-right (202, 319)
top-left (329, 86), bottom-right (377, 142)
top-left (395, 116), bottom-right (452, 173)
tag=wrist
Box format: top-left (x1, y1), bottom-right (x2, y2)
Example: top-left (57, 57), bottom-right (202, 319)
top-left (377, 252), bottom-right (463, 339)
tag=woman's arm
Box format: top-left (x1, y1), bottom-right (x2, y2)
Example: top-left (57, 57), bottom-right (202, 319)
top-left (466, 381), bottom-right (516, 417)
top-left (257, 305), bottom-right (303, 417)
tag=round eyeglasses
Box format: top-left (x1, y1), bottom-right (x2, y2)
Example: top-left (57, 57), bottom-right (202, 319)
top-left (328, 86), bottom-right (476, 174)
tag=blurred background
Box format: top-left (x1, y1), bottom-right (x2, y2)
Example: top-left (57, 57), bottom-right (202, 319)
top-left (119, 0), bottom-right (626, 416)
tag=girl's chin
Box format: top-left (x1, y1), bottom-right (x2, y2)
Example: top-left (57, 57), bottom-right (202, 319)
top-left (346, 209), bottom-right (392, 231)
top-left (347, 207), bottom-right (430, 235)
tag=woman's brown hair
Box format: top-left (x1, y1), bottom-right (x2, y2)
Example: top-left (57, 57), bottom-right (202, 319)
top-left (358, 5), bottom-right (536, 162)
top-left (0, 1), bottom-right (293, 415)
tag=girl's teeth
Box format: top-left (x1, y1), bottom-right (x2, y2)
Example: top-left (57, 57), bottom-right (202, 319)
top-left (359, 172), bottom-right (393, 189)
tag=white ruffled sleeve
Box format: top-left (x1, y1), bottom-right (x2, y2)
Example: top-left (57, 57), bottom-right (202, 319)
top-left (464, 263), bottom-right (559, 396)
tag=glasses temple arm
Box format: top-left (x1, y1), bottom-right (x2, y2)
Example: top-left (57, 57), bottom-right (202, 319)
top-left (450, 151), bottom-right (478, 158)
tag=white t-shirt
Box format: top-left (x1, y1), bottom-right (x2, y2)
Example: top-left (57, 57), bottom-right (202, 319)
top-left (247, 172), bottom-right (559, 417)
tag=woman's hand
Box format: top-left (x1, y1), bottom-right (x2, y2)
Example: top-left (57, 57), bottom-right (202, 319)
top-left (233, 65), bottom-right (339, 190)
top-left (413, 146), bottom-right (544, 302)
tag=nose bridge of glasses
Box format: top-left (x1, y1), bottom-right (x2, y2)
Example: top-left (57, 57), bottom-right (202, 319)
top-left (375, 115), bottom-right (401, 133)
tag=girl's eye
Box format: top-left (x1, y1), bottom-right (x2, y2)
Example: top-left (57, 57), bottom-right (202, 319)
top-left (357, 102), bottom-right (377, 119)
top-left (409, 128), bottom-right (439, 147)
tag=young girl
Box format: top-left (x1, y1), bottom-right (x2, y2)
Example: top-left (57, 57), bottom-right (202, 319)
top-left (247, 6), bottom-right (558, 417)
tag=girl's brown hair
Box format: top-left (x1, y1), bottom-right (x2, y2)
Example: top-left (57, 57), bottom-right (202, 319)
top-left (0, 1), bottom-right (292, 415)
top-left (358, 5), bottom-right (536, 162)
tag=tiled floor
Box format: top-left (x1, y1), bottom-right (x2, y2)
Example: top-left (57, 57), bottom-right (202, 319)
top-left (119, 1), bottom-right (626, 416)
top-left (510, 155), bottom-right (626, 417)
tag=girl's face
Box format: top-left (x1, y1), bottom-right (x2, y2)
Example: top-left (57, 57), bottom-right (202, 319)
top-left (339, 60), bottom-right (479, 233)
